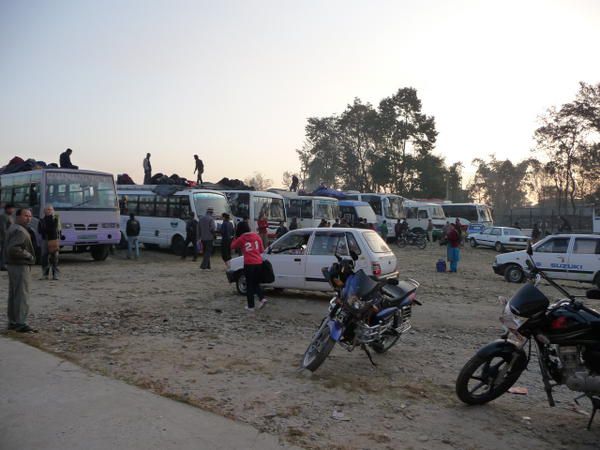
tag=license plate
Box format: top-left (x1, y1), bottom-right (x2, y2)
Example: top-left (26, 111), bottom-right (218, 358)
top-left (79, 234), bottom-right (98, 240)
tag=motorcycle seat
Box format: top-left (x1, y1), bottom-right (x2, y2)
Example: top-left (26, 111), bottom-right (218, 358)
top-left (375, 307), bottom-right (398, 322)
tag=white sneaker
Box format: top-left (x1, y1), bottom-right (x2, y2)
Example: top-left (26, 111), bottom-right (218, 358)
top-left (245, 306), bottom-right (255, 312)
top-left (258, 298), bottom-right (268, 310)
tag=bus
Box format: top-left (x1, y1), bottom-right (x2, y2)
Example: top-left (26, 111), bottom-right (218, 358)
top-left (441, 203), bottom-right (494, 231)
top-left (272, 191), bottom-right (339, 228)
top-left (338, 200), bottom-right (378, 227)
top-left (223, 190), bottom-right (286, 239)
top-left (403, 200), bottom-right (447, 238)
top-left (116, 185), bottom-right (231, 254)
top-left (0, 168), bottom-right (120, 260)
top-left (343, 193), bottom-right (405, 229)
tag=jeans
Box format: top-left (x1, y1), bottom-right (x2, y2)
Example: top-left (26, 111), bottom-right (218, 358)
top-left (182, 236), bottom-right (198, 260)
top-left (447, 245), bottom-right (460, 272)
top-left (41, 240), bottom-right (59, 277)
top-left (244, 264), bottom-right (264, 308)
top-left (127, 236), bottom-right (140, 259)
top-left (200, 240), bottom-right (213, 269)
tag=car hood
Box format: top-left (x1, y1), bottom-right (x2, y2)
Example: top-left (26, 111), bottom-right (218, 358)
top-left (495, 249), bottom-right (527, 264)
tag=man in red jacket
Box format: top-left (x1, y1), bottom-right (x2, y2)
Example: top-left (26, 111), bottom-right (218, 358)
top-left (231, 222), bottom-right (267, 311)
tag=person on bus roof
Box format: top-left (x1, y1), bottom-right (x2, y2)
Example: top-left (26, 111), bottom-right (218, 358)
top-left (59, 148), bottom-right (78, 169)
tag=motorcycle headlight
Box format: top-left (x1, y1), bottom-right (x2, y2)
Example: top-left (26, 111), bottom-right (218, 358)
top-left (500, 302), bottom-right (527, 343)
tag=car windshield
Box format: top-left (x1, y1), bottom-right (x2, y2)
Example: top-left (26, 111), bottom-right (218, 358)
top-left (362, 230), bottom-right (391, 253)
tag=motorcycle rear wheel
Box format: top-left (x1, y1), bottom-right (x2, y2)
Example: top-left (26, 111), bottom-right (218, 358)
top-left (302, 320), bottom-right (336, 372)
top-left (456, 351), bottom-right (524, 405)
top-left (397, 238), bottom-right (407, 248)
top-left (417, 239), bottom-right (427, 249)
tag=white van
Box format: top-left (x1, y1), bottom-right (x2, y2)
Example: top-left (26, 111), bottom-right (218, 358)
top-left (493, 233), bottom-right (600, 286)
top-left (223, 190), bottom-right (286, 239)
top-left (117, 185), bottom-right (231, 253)
top-left (403, 200), bottom-right (446, 237)
top-left (344, 193), bottom-right (405, 230)
top-left (441, 203), bottom-right (493, 229)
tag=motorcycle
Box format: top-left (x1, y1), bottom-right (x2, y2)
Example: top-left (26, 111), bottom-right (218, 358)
top-left (397, 231), bottom-right (427, 249)
top-left (455, 244), bottom-right (600, 429)
top-left (301, 252), bottom-right (421, 372)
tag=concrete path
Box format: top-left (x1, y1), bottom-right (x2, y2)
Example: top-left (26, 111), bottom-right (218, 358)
top-left (0, 337), bottom-right (300, 450)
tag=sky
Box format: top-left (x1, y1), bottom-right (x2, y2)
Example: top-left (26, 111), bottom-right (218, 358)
top-left (1, 0), bottom-right (599, 188)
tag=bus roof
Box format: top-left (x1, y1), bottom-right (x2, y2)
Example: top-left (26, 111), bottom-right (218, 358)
top-left (220, 190), bottom-right (284, 198)
top-left (1, 168), bottom-right (114, 178)
top-left (338, 200), bottom-right (371, 207)
top-left (116, 185), bottom-right (227, 196)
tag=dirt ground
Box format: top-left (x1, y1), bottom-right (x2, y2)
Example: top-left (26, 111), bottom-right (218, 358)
top-left (1, 242), bottom-right (599, 450)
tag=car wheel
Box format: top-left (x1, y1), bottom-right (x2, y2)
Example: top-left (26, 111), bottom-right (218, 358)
top-left (495, 242), bottom-right (504, 252)
top-left (470, 238), bottom-right (477, 248)
top-left (236, 273), bottom-right (247, 295)
top-left (504, 264), bottom-right (524, 283)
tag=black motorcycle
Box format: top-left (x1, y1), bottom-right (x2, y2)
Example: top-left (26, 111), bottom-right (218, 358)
top-left (397, 231), bottom-right (427, 249)
top-left (301, 253), bottom-right (421, 372)
top-left (455, 245), bottom-right (600, 428)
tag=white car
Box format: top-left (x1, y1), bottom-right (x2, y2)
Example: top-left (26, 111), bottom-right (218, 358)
top-left (469, 226), bottom-right (530, 252)
top-left (493, 233), bottom-right (600, 286)
top-left (226, 228), bottom-right (398, 294)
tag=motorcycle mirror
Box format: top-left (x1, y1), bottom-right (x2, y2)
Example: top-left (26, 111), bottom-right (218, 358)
top-left (586, 289), bottom-right (600, 300)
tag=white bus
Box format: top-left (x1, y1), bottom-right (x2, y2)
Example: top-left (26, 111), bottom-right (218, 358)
top-left (441, 203), bottom-right (494, 231)
top-left (343, 193), bottom-right (405, 229)
top-left (116, 185), bottom-right (231, 254)
top-left (0, 168), bottom-right (120, 260)
top-left (223, 190), bottom-right (286, 239)
top-left (403, 200), bottom-right (447, 237)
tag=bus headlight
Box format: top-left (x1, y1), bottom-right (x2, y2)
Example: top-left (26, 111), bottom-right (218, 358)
top-left (102, 223), bottom-right (118, 228)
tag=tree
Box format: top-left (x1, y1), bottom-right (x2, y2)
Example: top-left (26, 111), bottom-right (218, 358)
top-left (244, 172), bottom-right (272, 191)
top-left (469, 156), bottom-right (534, 217)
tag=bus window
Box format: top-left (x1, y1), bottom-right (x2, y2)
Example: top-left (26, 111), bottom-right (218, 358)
top-left (155, 197), bottom-right (168, 217)
top-left (363, 195), bottom-right (382, 215)
top-left (315, 202), bottom-right (336, 220)
top-left (138, 195), bottom-right (155, 216)
top-left (180, 196), bottom-right (191, 218)
top-left (300, 200), bottom-right (312, 219)
top-left (384, 196), bottom-right (404, 219)
top-left (119, 196), bottom-right (128, 215)
top-left (418, 209), bottom-right (428, 219)
top-left (288, 199), bottom-right (302, 218)
top-left (226, 192), bottom-right (250, 218)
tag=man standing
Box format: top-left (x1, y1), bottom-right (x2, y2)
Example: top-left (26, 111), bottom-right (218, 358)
top-left (220, 213), bottom-right (234, 268)
top-left (38, 205), bottom-right (61, 280)
top-left (143, 153), bottom-right (152, 184)
top-left (59, 148), bottom-right (78, 169)
top-left (194, 155), bottom-right (204, 184)
top-left (290, 174), bottom-right (299, 192)
top-left (199, 207), bottom-right (216, 270)
top-left (181, 214), bottom-right (199, 261)
top-left (5, 208), bottom-right (37, 332)
top-left (126, 213), bottom-right (141, 259)
top-left (426, 219), bottom-right (434, 243)
top-left (0, 204), bottom-right (16, 271)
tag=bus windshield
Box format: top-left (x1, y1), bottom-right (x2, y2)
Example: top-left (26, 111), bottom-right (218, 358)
top-left (45, 172), bottom-right (117, 210)
top-left (315, 201), bottom-right (339, 220)
top-left (254, 196), bottom-right (285, 222)
top-left (431, 205), bottom-right (445, 219)
top-left (442, 204), bottom-right (478, 222)
top-left (193, 192), bottom-right (231, 216)
top-left (385, 196), bottom-right (405, 219)
top-left (480, 206), bottom-right (493, 222)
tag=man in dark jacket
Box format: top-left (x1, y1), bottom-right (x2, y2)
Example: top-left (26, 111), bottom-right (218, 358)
top-left (199, 208), bottom-right (216, 269)
top-left (0, 203), bottom-right (16, 270)
top-left (181, 214), bottom-right (199, 261)
top-left (126, 213), bottom-right (141, 259)
top-left (194, 155), bottom-right (204, 184)
top-left (5, 208), bottom-right (37, 332)
top-left (59, 148), bottom-right (78, 169)
top-left (220, 213), bottom-right (235, 267)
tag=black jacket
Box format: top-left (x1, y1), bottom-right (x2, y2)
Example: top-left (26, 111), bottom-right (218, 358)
top-left (126, 219), bottom-right (140, 237)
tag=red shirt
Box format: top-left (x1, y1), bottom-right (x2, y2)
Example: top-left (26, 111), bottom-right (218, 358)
top-left (231, 232), bottom-right (264, 265)
top-left (447, 228), bottom-right (460, 248)
top-left (257, 218), bottom-right (268, 234)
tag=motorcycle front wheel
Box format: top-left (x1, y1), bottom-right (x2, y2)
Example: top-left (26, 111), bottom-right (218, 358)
top-left (417, 238), bottom-right (427, 249)
top-left (397, 238), bottom-right (407, 248)
top-left (456, 351), bottom-right (524, 405)
top-left (302, 319), bottom-right (336, 372)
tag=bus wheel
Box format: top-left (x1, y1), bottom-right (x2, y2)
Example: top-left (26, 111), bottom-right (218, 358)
top-left (91, 244), bottom-right (110, 261)
top-left (171, 235), bottom-right (185, 256)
